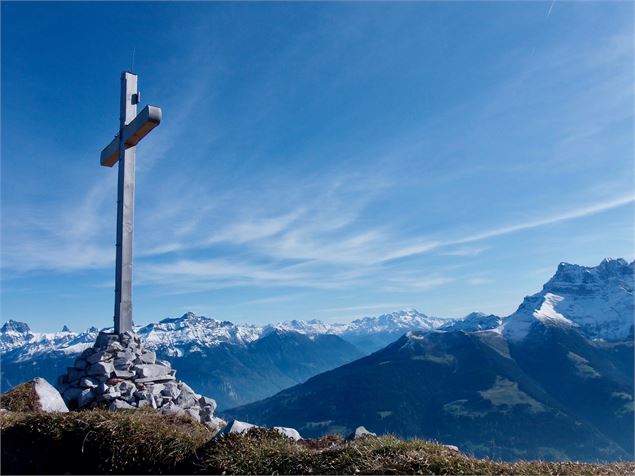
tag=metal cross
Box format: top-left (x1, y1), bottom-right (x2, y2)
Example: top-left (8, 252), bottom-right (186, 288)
top-left (100, 71), bottom-right (162, 334)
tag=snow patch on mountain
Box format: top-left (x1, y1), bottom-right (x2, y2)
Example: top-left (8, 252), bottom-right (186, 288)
top-left (341, 309), bottom-right (450, 336)
top-left (503, 258), bottom-right (634, 342)
top-left (441, 312), bottom-right (503, 332)
top-left (267, 309), bottom-right (449, 338)
top-left (137, 312), bottom-right (262, 353)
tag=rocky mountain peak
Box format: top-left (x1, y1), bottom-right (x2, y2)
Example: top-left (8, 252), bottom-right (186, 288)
top-left (1, 320), bottom-right (31, 334)
top-left (505, 258), bottom-right (634, 342)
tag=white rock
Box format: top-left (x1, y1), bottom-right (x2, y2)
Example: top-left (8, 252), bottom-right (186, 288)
top-left (109, 399), bottom-right (135, 411)
top-left (346, 426), bottom-right (377, 441)
top-left (79, 377), bottom-right (98, 389)
top-left (161, 383), bottom-right (180, 399)
top-left (198, 396), bottom-right (217, 412)
top-left (134, 363), bottom-right (170, 379)
top-left (32, 378), bottom-right (68, 412)
top-left (186, 407), bottom-right (200, 422)
top-left (444, 444), bottom-right (460, 452)
top-left (274, 426), bottom-right (302, 441)
top-left (160, 401), bottom-right (185, 416)
top-left (217, 419), bottom-right (259, 437)
top-left (139, 351), bottom-right (156, 364)
top-left (87, 361), bottom-right (114, 377)
top-left (205, 416), bottom-right (226, 431)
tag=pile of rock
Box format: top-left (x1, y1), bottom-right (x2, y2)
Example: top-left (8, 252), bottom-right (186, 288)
top-left (58, 331), bottom-right (224, 429)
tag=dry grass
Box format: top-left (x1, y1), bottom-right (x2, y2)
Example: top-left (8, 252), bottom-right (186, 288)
top-left (199, 428), bottom-right (634, 476)
top-left (0, 381), bottom-right (41, 412)
top-left (0, 409), bottom-right (213, 474)
top-left (1, 410), bottom-right (633, 475)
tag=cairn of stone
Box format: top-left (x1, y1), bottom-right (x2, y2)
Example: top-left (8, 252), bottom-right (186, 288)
top-left (58, 331), bottom-right (224, 429)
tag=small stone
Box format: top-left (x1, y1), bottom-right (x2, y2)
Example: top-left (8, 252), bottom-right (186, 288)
top-left (109, 399), bottom-right (134, 411)
top-left (102, 390), bottom-right (121, 401)
top-left (87, 350), bottom-right (112, 365)
top-left (134, 364), bottom-right (173, 379)
top-left (160, 396), bottom-right (172, 406)
top-left (134, 375), bottom-right (175, 384)
top-left (186, 407), bottom-right (200, 422)
top-left (444, 445), bottom-right (460, 453)
top-left (79, 378), bottom-right (98, 389)
top-left (161, 383), bottom-right (180, 399)
top-left (175, 392), bottom-right (197, 409)
top-left (179, 382), bottom-right (201, 398)
top-left (108, 341), bottom-right (124, 352)
top-left (160, 402), bottom-right (185, 416)
top-left (78, 388), bottom-right (95, 408)
top-left (116, 349), bottom-right (135, 360)
top-left (345, 426), bottom-right (377, 441)
top-left (114, 358), bottom-right (132, 370)
top-left (95, 332), bottom-right (119, 349)
top-left (198, 396), bottom-right (217, 413)
top-left (114, 369), bottom-right (135, 379)
top-left (205, 416), bottom-right (226, 431)
top-left (118, 381), bottom-right (136, 394)
top-left (139, 351), bottom-right (156, 364)
top-left (216, 419), bottom-right (259, 437)
top-left (273, 427), bottom-right (302, 441)
top-left (87, 361), bottom-right (114, 377)
top-left (155, 359), bottom-right (171, 368)
top-left (148, 383), bottom-right (165, 396)
top-left (137, 399), bottom-right (151, 409)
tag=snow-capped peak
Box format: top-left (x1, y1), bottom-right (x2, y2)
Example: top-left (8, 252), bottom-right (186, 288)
top-left (503, 258), bottom-right (634, 342)
top-left (138, 313), bottom-right (262, 355)
top-left (344, 309), bottom-right (448, 335)
top-left (441, 312), bottom-right (502, 332)
top-left (265, 319), bottom-right (345, 336)
top-left (1, 320), bottom-right (31, 334)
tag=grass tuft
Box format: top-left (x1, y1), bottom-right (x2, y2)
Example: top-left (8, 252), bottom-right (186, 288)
top-left (1, 410), bottom-right (633, 475)
top-left (0, 381), bottom-right (41, 412)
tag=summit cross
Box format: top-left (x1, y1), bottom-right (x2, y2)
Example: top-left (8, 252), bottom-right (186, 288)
top-left (100, 71), bottom-right (162, 334)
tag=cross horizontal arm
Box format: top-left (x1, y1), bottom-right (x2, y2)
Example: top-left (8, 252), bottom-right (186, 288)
top-left (100, 105), bottom-right (162, 167)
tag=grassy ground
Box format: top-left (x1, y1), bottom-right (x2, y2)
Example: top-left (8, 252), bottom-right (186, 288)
top-left (0, 381), bottom-right (42, 412)
top-left (1, 410), bottom-right (633, 474)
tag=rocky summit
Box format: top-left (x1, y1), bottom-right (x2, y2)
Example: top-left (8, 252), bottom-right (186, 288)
top-left (57, 330), bottom-right (224, 429)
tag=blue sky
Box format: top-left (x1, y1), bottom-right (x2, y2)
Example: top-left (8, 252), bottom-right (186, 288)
top-left (2, 1), bottom-right (633, 332)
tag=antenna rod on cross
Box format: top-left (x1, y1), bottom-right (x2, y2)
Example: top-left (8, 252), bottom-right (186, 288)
top-left (100, 72), bottom-right (162, 334)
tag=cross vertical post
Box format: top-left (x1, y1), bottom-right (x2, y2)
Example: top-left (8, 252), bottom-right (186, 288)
top-left (100, 71), bottom-right (161, 335)
top-left (114, 72), bottom-right (137, 334)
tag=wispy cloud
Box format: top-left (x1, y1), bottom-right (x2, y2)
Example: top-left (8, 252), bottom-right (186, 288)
top-left (3, 5), bottom-right (632, 319)
top-left (441, 246), bottom-right (487, 257)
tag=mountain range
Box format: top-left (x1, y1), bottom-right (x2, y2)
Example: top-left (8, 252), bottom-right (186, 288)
top-left (0, 308), bottom-right (447, 408)
top-left (1, 258), bottom-right (633, 461)
top-left (226, 258), bottom-right (634, 462)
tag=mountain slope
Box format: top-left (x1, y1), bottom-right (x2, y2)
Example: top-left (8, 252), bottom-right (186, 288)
top-left (225, 258), bottom-right (635, 462)
top-left (157, 330), bottom-right (363, 409)
top-left (225, 330), bottom-right (630, 461)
